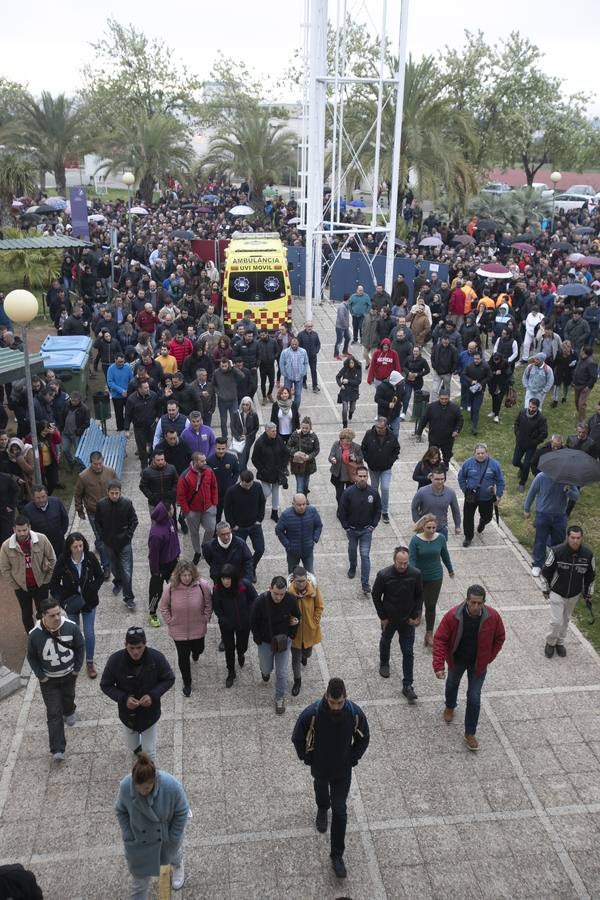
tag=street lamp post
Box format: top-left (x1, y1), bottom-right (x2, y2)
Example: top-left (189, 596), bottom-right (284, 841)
top-left (4, 290), bottom-right (42, 485)
top-left (122, 171), bottom-right (135, 244)
top-left (550, 170), bottom-right (561, 234)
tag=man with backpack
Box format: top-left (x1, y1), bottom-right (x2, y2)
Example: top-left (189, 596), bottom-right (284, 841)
top-left (292, 677), bottom-right (370, 879)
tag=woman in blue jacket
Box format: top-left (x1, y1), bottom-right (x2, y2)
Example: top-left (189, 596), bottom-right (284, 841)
top-left (115, 752), bottom-right (189, 899)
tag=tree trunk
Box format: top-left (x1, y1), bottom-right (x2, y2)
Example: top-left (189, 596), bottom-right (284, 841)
top-left (39, 168), bottom-right (46, 192)
top-left (53, 166), bottom-right (66, 196)
top-left (139, 173), bottom-right (155, 205)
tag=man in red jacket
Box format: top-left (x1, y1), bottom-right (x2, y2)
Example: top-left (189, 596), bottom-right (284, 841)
top-left (366, 339), bottom-right (401, 385)
top-left (432, 584), bottom-right (505, 751)
top-left (448, 282), bottom-right (466, 326)
top-left (176, 452), bottom-right (218, 565)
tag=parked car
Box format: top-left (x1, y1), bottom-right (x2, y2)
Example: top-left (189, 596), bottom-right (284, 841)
top-left (481, 182), bottom-right (513, 195)
top-left (545, 193), bottom-right (592, 212)
top-left (569, 184), bottom-right (595, 196)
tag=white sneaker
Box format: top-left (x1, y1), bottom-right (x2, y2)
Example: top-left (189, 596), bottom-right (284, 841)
top-left (172, 861), bottom-right (185, 891)
top-left (487, 411), bottom-right (494, 418)
top-left (531, 566), bottom-right (541, 578)
top-left (494, 416), bottom-right (499, 423)
top-left (399, 412), bottom-right (406, 420)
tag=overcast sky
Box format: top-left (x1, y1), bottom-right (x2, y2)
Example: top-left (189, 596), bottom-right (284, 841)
top-left (1, 0), bottom-right (598, 114)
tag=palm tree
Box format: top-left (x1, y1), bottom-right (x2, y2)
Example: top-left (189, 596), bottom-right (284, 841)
top-left (97, 111), bottom-right (193, 204)
top-left (469, 189), bottom-right (547, 233)
top-left (0, 228), bottom-right (62, 292)
top-left (203, 106), bottom-right (297, 202)
top-left (2, 92), bottom-right (87, 194)
top-left (0, 153), bottom-right (37, 225)
top-left (344, 56), bottom-right (480, 212)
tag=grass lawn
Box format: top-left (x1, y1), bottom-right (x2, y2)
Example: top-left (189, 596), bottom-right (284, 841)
top-left (451, 378), bottom-right (600, 652)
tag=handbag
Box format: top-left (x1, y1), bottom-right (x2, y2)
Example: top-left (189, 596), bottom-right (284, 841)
top-left (63, 593), bottom-right (84, 616)
top-left (230, 437), bottom-right (246, 454)
top-left (504, 385), bottom-right (517, 408)
top-left (265, 594), bottom-right (289, 654)
top-left (464, 459), bottom-right (489, 505)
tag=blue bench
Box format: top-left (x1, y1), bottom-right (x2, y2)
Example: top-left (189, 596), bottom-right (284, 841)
top-left (75, 421), bottom-right (127, 478)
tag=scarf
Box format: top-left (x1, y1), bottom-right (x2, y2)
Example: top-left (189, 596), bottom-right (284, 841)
top-left (277, 398), bottom-right (293, 412)
top-left (340, 443), bottom-right (351, 464)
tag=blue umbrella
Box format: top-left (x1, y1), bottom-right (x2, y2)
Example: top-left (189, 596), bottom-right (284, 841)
top-left (202, 194), bottom-right (219, 202)
top-left (557, 283), bottom-right (591, 297)
top-left (46, 197), bottom-right (67, 210)
top-left (349, 199), bottom-right (366, 208)
top-left (574, 226), bottom-right (595, 235)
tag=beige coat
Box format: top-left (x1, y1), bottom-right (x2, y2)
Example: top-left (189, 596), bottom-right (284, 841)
top-left (289, 581), bottom-right (324, 650)
top-left (74, 465), bottom-right (117, 515)
top-left (0, 530), bottom-right (56, 591)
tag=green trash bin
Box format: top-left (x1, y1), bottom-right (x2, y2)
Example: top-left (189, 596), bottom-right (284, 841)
top-left (93, 390), bottom-right (112, 422)
top-left (412, 389), bottom-right (430, 431)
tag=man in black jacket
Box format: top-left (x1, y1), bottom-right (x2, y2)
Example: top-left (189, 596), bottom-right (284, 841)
top-left (512, 398), bottom-right (548, 491)
top-left (462, 350), bottom-right (491, 435)
top-left (292, 677), bottom-right (370, 879)
top-left (124, 380), bottom-right (159, 469)
top-left (202, 521), bottom-right (253, 582)
top-left (360, 417), bottom-right (400, 524)
top-left (257, 328), bottom-right (277, 403)
top-left (95, 482), bottom-right (139, 609)
top-left (430, 334), bottom-right (458, 399)
top-left (416, 389), bottom-right (463, 468)
top-left (207, 437), bottom-right (240, 523)
top-left (572, 346), bottom-right (598, 422)
top-left (541, 526), bottom-right (595, 659)
top-left (339, 466), bottom-right (382, 596)
top-left (139, 449), bottom-right (179, 511)
top-left (250, 575), bottom-right (301, 715)
top-left (372, 546), bottom-right (423, 703)
top-left (251, 423), bottom-right (287, 521)
top-left (224, 470), bottom-right (266, 580)
top-left (100, 625), bottom-right (175, 760)
top-left (297, 321), bottom-right (322, 393)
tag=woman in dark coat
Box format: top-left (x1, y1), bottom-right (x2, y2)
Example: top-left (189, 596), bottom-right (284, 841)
top-left (402, 345), bottom-right (430, 417)
top-left (287, 415), bottom-right (320, 494)
top-left (412, 446), bottom-right (443, 489)
top-left (270, 387), bottom-right (300, 445)
top-left (335, 355), bottom-right (362, 428)
top-left (49, 531), bottom-right (104, 678)
top-left (328, 427), bottom-right (364, 508)
top-left (212, 563), bottom-right (258, 688)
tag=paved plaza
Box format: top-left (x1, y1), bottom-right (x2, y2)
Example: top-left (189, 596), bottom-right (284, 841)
top-left (2, 303), bottom-right (600, 899)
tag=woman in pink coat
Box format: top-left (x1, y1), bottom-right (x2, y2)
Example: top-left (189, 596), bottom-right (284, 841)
top-left (159, 559), bottom-right (212, 697)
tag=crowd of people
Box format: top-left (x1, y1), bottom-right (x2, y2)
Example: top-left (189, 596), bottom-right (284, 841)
top-left (1, 182), bottom-right (599, 896)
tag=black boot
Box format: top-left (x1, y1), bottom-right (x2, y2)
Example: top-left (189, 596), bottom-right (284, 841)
top-left (292, 677), bottom-right (301, 696)
top-left (271, 509), bottom-right (279, 522)
top-left (225, 670), bottom-right (236, 688)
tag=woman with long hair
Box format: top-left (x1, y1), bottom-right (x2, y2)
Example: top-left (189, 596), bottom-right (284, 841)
top-left (270, 386), bottom-right (300, 445)
top-left (328, 427), bottom-right (364, 507)
top-left (159, 559), bottom-right (212, 697)
top-left (212, 563), bottom-right (258, 688)
top-left (335, 355), bottom-right (362, 428)
top-left (211, 335), bottom-right (233, 365)
top-left (412, 445), bottom-right (443, 489)
top-left (287, 416), bottom-right (320, 494)
top-left (231, 396), bottom-right (259, 469)
top-left (49, 532), bottom-right (104, 678)
top-left (409, 513), bottom-right (454, 647)
top-left (115, 752), bottom-right (189, 897)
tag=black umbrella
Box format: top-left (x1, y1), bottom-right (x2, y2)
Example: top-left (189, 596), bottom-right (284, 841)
top-left (553, 241), bottom-right (575, 252)
top-left (512, 233), bottom-right (537, 243)
top-left (475, 219), bottom-right (500, 231)
top-left (451, 234), bottom-right (475, 245)
top-left (538, 448), bottom-right (600, 486)
top-left (574, 226), bottom-right (595, 235)
top-left (35, 204), bottom-right (59, 215)
top-left (172, 228), bottom-right (195, 239)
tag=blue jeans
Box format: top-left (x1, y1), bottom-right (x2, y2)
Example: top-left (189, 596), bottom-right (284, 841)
top-left (257, 639), bottom-right (291, 699)
top-left (68, 607), bottom-right (96, 660)
top-left (368, 468), bottom-right (392, 515)
top-left (352, 314), bottom-right (364, 342)
top-left (61, 433), bottom-right (78, 465)
top-left (217, 397), bottom-right (238, 439)
top-left (402, 383), bottom-right (414, 415)
top-left (236, 523), bottom-right (265, 573)
top-left (346, 527), bottom-right (373, 588)
top-left (445, 664), bottom-right (487, 735)
top-left (284, 377), bottom-right (303, 407)
top-left (512, 444), bottom-right (536, 486)
top-left (389, 416), bottom-right (400, 440)
top-left (286, 549), bottom-right (314, 574)
top-left (88, 513), bottom-right (110, 571)
top-left (532, 512), bottom-right (567, 568)
top-left (108, 543), bottom-right (134, 603)
top-left (295, 473), bottom-right (310, 493)
top-left (379, 621), bottom-right (415, 687)
top-left (437, 524), bottom-right (448, 541)
top-left (334, 327), bottom-right (350, 356)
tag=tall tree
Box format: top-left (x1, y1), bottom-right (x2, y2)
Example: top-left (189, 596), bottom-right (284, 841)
top-left (202, 106), bottom-right (297, 202)
top-left (97, 112), bottom-right (193, 204)
top-left (81, 19), bottom-right (201, 130)
top-left (0, 153), bottom-right (37, 225)
top-left (439, 31), bottom-right (597, 184)
top-left (2, 92), bottom-right (86, 193)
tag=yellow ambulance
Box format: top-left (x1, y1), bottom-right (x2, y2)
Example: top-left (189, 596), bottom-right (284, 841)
top-left (223, 232), bottom-right (293, 330)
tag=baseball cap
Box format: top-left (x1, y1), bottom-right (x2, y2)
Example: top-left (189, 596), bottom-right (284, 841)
top-left (125, 626), bottom-right (147, 645)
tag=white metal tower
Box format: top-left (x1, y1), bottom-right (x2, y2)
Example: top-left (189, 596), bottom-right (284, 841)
top-left (299, 0), bottom-right (410, 319)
